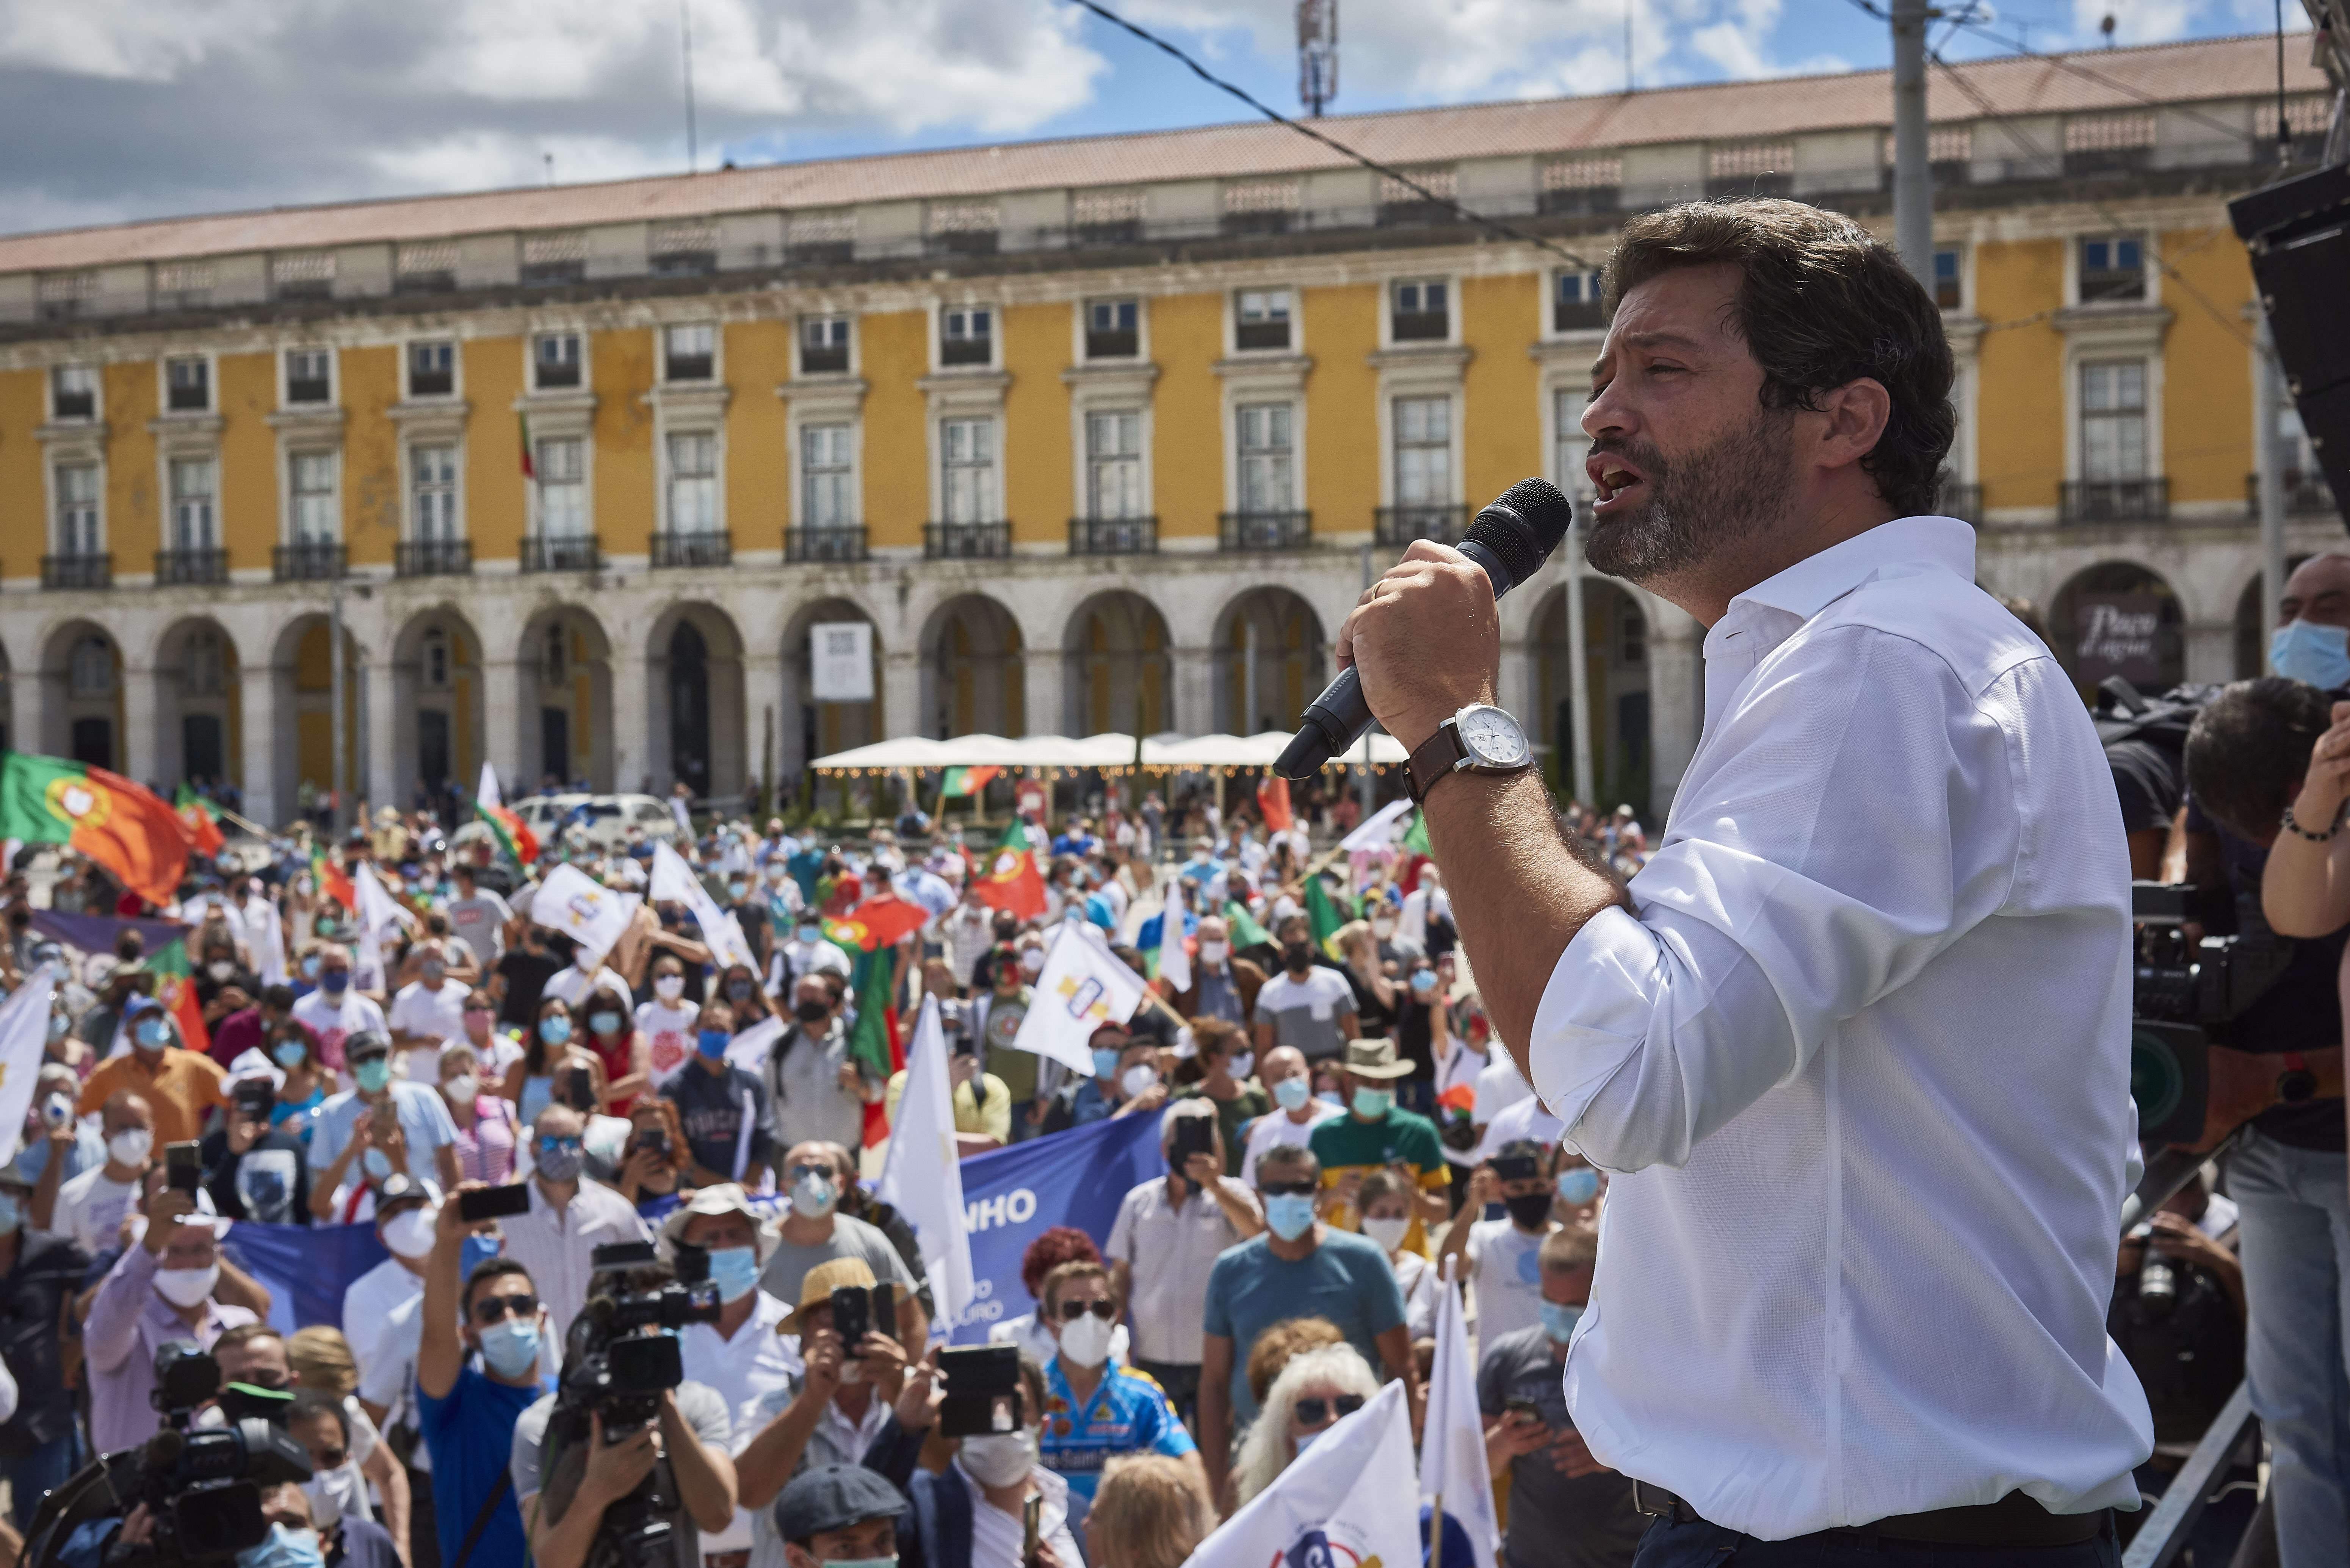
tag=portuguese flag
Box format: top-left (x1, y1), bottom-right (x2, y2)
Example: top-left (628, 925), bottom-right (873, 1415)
top-left (824, 893), bottom-right (930, 955)
top-left (174, 786), bottom-right (226, 857)
top-left (311, 843), bottom-right (356, 912)
top-left (148, 935), bottom-right (211, 1058)
top-left (971, 817), bottom-right (1047, 920)
top-left (475, 800), bottom-right (539, 865)
top-left (1305, 873), bottom-right (1349, 958)
top-left (1222, 900), bottom-right (1274, 949)
top-left (938, 765), bottom-right (1000, 799)
top-left (0, 754), bottom-right (191, 908)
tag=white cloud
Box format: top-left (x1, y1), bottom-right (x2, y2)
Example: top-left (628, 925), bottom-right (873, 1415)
top-left (2068, 0), bottom-right (2196, 47)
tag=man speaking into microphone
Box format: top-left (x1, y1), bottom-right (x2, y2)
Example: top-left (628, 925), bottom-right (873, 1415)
top-left (1339, 200), bottom-right (2151, 1567)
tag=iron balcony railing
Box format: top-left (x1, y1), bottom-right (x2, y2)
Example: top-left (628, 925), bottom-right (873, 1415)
top-left (396, 539), bottom-right (473, 577)
top-left (154, 547), bottom-right (229, 586)
top-left (41, 553), bottom-right (111, 590)
top-left (272, 541), bottom-right (346, 581)
top-left (2244, 470), bottom-right (2338, 518)
top-left (2059, 478), bottom-right (2169, 525)
top-left (924, 521), bottom-right (1012, 559)
top-left (784, 526), bottom-right (869, 563)
top-left (649, 530), bottom-right (733, 568)
top-left (1375, 505), bottom-right (1468, 546)
top-left (520, 535), bottom-right (604, 573)
top-left (1218, 510), bottom-right (1313, 552)
top-left (1067, 516), bottom-right (1158, 555)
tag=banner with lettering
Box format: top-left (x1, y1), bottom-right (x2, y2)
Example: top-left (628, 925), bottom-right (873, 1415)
top-left (2073, 592), bottom-right (2165, 688)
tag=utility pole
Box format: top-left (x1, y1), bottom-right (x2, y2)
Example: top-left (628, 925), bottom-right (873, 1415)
top-left (2256, 321), bottom-right (2287, 666)
top-left (1297, 0), bottom-right (1337, 117)
top-left (1890, 0), bottom-right (1934, 284)
top-left (329, 573), bottom-right (347, 838)
top-left (1564, 526), bottom-right (1595, 808)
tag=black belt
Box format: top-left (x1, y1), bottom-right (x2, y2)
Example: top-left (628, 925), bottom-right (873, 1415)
top-left (1631, 1483), bottom-right (2109, 1549)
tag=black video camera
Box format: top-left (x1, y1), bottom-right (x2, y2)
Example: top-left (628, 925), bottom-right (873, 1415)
top-left (22, 1344), bottom-right (312, 1566)
top-left (2129, 882), bottom-right (2295, 1144)
top-left (543, 1242), bottom-right (723, 1568)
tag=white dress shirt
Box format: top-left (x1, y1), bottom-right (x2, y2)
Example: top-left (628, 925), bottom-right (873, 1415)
top-left (681, 1289), bottom-right (802, 1554)
top-left (497, 1177), bottom-right (652, 1346)
top-left (1532, 518), bottom-right (2152, 1538)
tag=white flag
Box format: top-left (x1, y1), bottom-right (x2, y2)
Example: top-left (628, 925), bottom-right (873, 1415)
top-left (875, 998), bottom-right (976, 1333)
top-left (475, 760), bottom-right (503, 811)
top-left (0, 967), bottom-right (58, 1167)
top-left (1184, 1381), bottom-right (1420, 1568)
top-left (722, 1013), bottom-right (785, 1077)
top-left (1152, 876), bottom-right (1191, 997)
top-left (1341, 797), bottom-right (1416, 853)
top-left (532, 863), bottom-right (638, 964)
top-left (1010, 920), bottom-right (1146, 1077)
top-left (651, 842), bottom-right (759, 973)
top-left (353, 861), bottom-right (415, 991)
top-left (243, 892), bottom-right (288, 988)
top-left (1422, 1255), bottom-right (1500, 1568)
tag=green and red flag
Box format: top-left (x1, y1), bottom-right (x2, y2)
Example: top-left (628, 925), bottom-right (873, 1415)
top-left (0, 754), bottom-right (191, 908)
top-left (147, 935), bottom-right (210, 1059)
top-left (1256, 775), bottom-right (1294, 832)
top-left (824, 893), bottom-right (930, 955)
top-left (971, 818), bottom-right (1047, 920)
top-left (1222, 900), bottom-right (1274, 949)
top-left (939, 765), bottom-right (1000, 799)
top-left (173, 786), bottom-right (226, 858)
top-left (310, 843), bottom-right (356, 913)
top-left (476, 800), bottom-right (539, 865)
top-left (1402, 809), bottom-right (1431, 857)
top-left (847, 944), bottom-right (902, 1147)
top-left (1305, 873), bottom-right (1348, 958)
top-left (519, 410), bottom-right (536, 479)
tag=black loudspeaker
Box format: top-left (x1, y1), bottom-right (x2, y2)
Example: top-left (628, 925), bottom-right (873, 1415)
top-left (2230, 161), bottom-right (2350, 535)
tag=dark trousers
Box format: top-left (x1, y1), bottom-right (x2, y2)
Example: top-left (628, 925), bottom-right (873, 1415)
top-left (1134, 1358), bottom-right (1202, 1435)
top-left (1631, 1514), bottom-right (2121, 1568)
top-left (404, 1465), bottom-right (441, 1568)
top-left (5, 1428), bottom-right (80, 1530)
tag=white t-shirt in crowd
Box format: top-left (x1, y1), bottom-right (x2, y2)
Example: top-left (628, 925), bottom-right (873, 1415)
top-left (541, 964), bottom-right (634, 1014)
top-left (1238, 1099), bottom-right (1344, 1186)
top-left (50, 1164), bottom-right (141, 1255)
top-left (388, 980), bottom-right (468, 1083)
top-left (636, 998), bottom-right (702, 1089)
top-left (291, 991), bottom-right (389, 1067)
top-left (1475, 1091), bottom-right (1566, 1164)
top-left (1252, 967), bottom-right (1358, 1060)
top-left (1467, 1218), bottom-right (1552, 1351)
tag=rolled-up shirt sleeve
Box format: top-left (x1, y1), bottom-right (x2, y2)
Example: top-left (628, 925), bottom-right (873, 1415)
top-left (1531, 623), bottom-right (2022, 1173)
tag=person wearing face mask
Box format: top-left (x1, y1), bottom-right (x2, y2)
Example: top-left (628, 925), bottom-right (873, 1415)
top-left (577, 990), bottom-right (653, 1117)
top-left (285, 1391), bottom-right (406, 1568)
top-left (389, 941), bottom-right (470, 1088)
top-left (1355, 1169), bottom-right (1440, 1344)
top-left (766, 975), bottom-right (880, 1156)
top-left (666, 999), bottom-right (778, 1188)
top-left (1170, 1018), bottom-right (1267, 1177)
top-left (1229, 1342), bottom-right (1382, 1507)
top-left (1438, 1140), bottom-right (1562, 1352)
top-left (1168, 914), bottom-right (1265, 1029)
top-left (309, 1034), bottom-right (462, 1217)
top-left (416, 1188), bottom-right (556, 1568)
top-left (776, 917), bottom-right (854, 1004)
top-left (1248, 916), bottom-right (1359, 1071)
top-left (209, 981), bottom-right (298, 1072)
top-left (1236, 1046), bottom-right (1344, 1187)
top-left (1197, 1143), bottom-right (1415, 1510)
top-left (291, 944), bottom-right (390, 1078)
top-left (201, 1075), bottom-right (314, 1226)
top-left (1042, 1031), bottom-right (1167, 1134)
top-left (861, 1351), bottom-right (1086, 1568)
top-left (491, 922), bottom-right (565, 1034)
top-left (756, 1142), bottom-right (923, 1336)
top-left (497, 1106), bottom-right (654, 1345)
top-left (1032, 1260), bottom-right (1198, 1507)
top-left (0, 1163), bottom-right (89, 1529)
top-left (19, 1063), bottom-right (105, 1235)
top-left (1475, 1227), bottom-right (1640, 1568)
top-left (338, 1174), bottom-right (444, 1390)
top-left (509, 997), bottom-right (580, 1124)
top-left (971, 942), bottom-right (1053, 1143)
top-left (43, 1089), bottom-right (155, 1255)
top-left (443, 862), bottom-right (515, 972)
top-left (1306, 1039), bottom-right (1448, 1246)
top-left (77, 993), bottom-right (230, 1145)
top-left (286, 1327), bottom-right (417, 1566)
top-left (942, 889), bottom-right (998, 996)
top-left (194, 932), bottom-right (263, 1014)
top-left (265, 1022), bottom-right (330, 1133)
top-left (1104, 1102), bottom-right (1263, 1433)
top-left (84, 1179), bottom-right (257, 1452)
top-left (633, 952), bottom-right (703, 1091)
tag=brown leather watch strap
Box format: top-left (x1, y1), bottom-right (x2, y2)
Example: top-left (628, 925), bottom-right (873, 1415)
top-left (1405, 722), bottom-right (1462, 805)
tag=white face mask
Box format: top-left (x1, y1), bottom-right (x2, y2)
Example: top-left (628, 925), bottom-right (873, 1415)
top-left (108, 1128), bottom-right (154, 1168)
top-left (444, 1075), bottom-right (479, 1106)
top-left (1057, 1309), bottom-right (1116, 1369)
top-left (382, 1207), bottom-right (439, 1260)
top-left (1228, 1051), bottom-right (1255, 1080)
top-left (154, 1263), bottom-right (220, 1308)
top-left (1119, 1064), bottom-right (1158, 1099)
top-left (1018, 950), bottom-right (1045, 977)
top-left (1198, 941), bottom-right (1229, 966)
top-left (1361, 1215), bottom-right (1412, 1254)
top-left (959, 1427), bottom-right (1039, 1489)
top-left (654, 974), bottom-right (685, 1001)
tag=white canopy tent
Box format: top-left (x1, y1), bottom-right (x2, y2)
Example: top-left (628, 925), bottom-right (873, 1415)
top-left (808, 731), bottom-right (1407, 775)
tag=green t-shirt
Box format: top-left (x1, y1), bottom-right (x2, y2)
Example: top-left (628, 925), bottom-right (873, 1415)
top-left (1175, 1081), bottom-right (1271, 1175)
top-left (1309, 1106), bottom-right (1448, 1251)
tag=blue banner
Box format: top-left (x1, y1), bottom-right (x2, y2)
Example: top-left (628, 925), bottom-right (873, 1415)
top-left (219, 1221), bottom-right (393, 1335)
top-left (945, 1111), bottom-right (1169, 1344)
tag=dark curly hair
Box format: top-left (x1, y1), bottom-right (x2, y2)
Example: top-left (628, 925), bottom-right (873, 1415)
top-left (2184, 678), bottom-right (2332, 842)
top-left (1604, 198), bottom-right (1956, 517)
top-left (1018, 1225), bottom-right (1102, 1298)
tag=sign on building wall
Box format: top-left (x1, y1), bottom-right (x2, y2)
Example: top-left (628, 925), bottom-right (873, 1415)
top-left (809, 622), bottom-right (874, 703)
top-left (2074, 593), bottom-right (2164, 688)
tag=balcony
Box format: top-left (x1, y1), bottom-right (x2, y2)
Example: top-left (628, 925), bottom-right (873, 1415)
top-left (940, 337), bottom-right (992, 368)
top-left (650, 530), bottom-right (733, 569)
top-left (520, 535), bottom-right (604, 573)
top-left (799, 344), bottom-right (849, 375)
top-left (785, 526), bottom-right (869, 563)
top-left (1068, 516), bottom-right (1157, 555)
top-left (1537, 186), bottom-right (1620, 218)
top-left (273, 541), bottom-right (347, 581)
top-left (2247, 471), bottom-right (2341, 519)
top-left (396, 539), bottom-right (473, 577)
top-left (41, 554), bottom-right (111, 591)
top-left (1375, 505), bottom-right (1467, 547)
top-left (1235, 321), bottom-right (1292, 352)
top-left (1084, 328), bottom-right (1139, 360)
top-left (1552, 300), bottom-right (1607, 333)
top-left (1935, 482), bottom-right (1984, 525)
top-left (1390, 310), bottom-right (1449, 344)
top-left (1219, 510), bottom-right (1312, 552)
top-left (2059, 478), bottom-right (2170, 525)
top-left (2078, 269), bottom-right (2148, 305)
top-left (925, 521), bottom-right (1012, 559)
top-left (154, 548), bottom-right (229, 586)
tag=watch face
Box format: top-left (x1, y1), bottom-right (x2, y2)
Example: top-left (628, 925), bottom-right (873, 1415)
top-left (1455, 705), bottom-right (1530, 769)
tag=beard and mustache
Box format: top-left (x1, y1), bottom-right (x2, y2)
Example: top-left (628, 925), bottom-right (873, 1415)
top-left (1583, 406), bottom-right (1800, 585)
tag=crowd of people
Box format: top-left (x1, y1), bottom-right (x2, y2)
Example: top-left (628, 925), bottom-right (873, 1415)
top-left (0, 775), bottom-right (1662, 1568)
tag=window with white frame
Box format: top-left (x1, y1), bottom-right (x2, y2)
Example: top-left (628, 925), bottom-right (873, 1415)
top-left (166, 357), bottom-right (210, 413)
top-left (409, 341), bottom-right (456, 398)
top-left (2079, 236), bottom-right (2146, 304)
top-left (537, 438), bottom-right (586, 535)
top-left (1554, 390), bottom-right (1593, 507)
top-left (801, 317), bottom-right (851, 375)
top-left (169, 458), bottom-right (216, 549)
top-left (1236, 403), bottom-right (1294, 512)
top-left (54, 463), bottom-right (100, 554)
top-left (51, 365), bottom-right (97, 421)
top-left (663, 324), bottom-right (714, 382)
top-left (2079, 360), bottom-right (2149, 481)
top-left (1086, 411), bottom-right (1144, 519)
top-left (1553, 271), bottom-right (1605, 332)
top-left (667, 431), bottom-right (718, 533)
top-left (534, 332), bottom-right (582, 390)
top-left (1085, 299), bottom-right (1139, 360)
top-left (940, 418), bottom-right (998, 523)
top-left (941, 308), bottom-right (993, 367)
top-left (801, 424), bottom-right (854, 527)
top-left (412, 445), bottom-right (458, 540)
top-left (1235, 288), bottom-right (1292, 351)
top-left (1391, 279), bottom-right (1449, 341)
top-left (285, 348), bottom-right (332, 405)
top-left (290, 452), bottom-right (339, 542)
top-left (1393, 397), bottom-right (1451, 506)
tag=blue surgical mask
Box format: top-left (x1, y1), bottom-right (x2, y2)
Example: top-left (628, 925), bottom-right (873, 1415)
top-left (1092, 1047), bottom-right (1123, 1081)
top-left (539, 1016), bottom-right (572, 1045)
top-left (1540, 1300), bottom-right (1585, 1344)
top-left (237, 1523), bottom-right (327, 1568)
top-left (707, 1245), bottom-right (761, 1304)
top-left (135, 1017), bottom-right (171, 1050)
top-left (797, 924), bottom-right (822, 945)
top-left (2272, 619), bottom-right (2350, 690)
top-left (1409, 970), bottom-right (1438, 995)
top-left (697, 1028), bottom-right (731, 1059)
top-left (1315, 1091), bottom-right (1344, 1107)
top-left (321, 970), bottom-right (349, 995)
top-left (1557, 1167), bottom-right (1601, 1206)
top-left (1264, 1192), bottom-right (1316, 1242)
top-left (478, 1316), bottom-right (542, 1380)
top-left (1350, 1086), bottom-right (1392, 1119)
top-left (273, 1040), bottom-right (308, 1069)
top-left (362, 1146), bottom-right (392, 1178)
top-left (353, 1058), bottom-right (391, 1094)
top-left (1272, 1078), bottom-right (1311, 1112)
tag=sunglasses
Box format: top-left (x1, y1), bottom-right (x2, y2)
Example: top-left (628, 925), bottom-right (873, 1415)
top-left (786, 1163), bottom-right (835, 1184)
top-left (1056, 1299), bottom-right (1117, 1322)
top-left (1259, 1180), bottom-right (1318, 1198)
top-left (472, 1292), bottom-right (540, 1325)
top-left (1295, 1394), bottom-right (1364, 1427)
top-left (537, 1137), bottom-right (583, 1153)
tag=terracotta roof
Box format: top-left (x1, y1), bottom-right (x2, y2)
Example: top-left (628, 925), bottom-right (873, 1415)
top-left (0, 32), bottom-right (2324, 274)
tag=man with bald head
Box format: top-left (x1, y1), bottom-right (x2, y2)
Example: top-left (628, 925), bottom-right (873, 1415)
top-left (2269, 550), bottom-right (2350, 689)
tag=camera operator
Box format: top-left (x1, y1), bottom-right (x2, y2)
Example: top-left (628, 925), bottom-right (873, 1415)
top-left (2172, 673), bottom-right (2350, 1567)
top-left (0, 1162), bottom-right (87, 1532)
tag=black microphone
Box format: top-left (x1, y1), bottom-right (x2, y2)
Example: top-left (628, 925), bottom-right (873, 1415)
top-left (1275, 477), bottom-right (1574, 781)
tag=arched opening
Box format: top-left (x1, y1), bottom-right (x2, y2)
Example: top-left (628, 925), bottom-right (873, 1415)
top-left (155, 619), bottom-right (242, 793)
top-left (2050, 561), bottom-right (2186, 700)
top-left (923, 595), bottom-right (1025, 739)
top-left (649, 605), bottom-right (747, 804)
top-left (41, 622), bottom-right (125, 772)
top-left (268, 615), bottom-right (365, 821)
top-left (393, 609), bottom-right (484, 818)
top-left (516, 607), bottom-right (615, 792)
top-left (1215, 589), bottom-right (1324, 735)
top-left (1533, 582), bottom-right (1653, 814)
top-left (1064, 592), bottom-right (1171, 737)
top-left (785, 600), bottom-right (885, 777)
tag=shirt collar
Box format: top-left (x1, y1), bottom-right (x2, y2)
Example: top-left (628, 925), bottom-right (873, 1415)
top-left (1727, 516), bottom-right (1976, 625)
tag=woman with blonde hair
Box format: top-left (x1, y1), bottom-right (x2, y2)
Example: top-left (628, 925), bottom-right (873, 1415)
top-left (1086, 1453), bottom-right (1218, 1568)
top-left (1229, 1342), bottom-right (1380, 1506)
